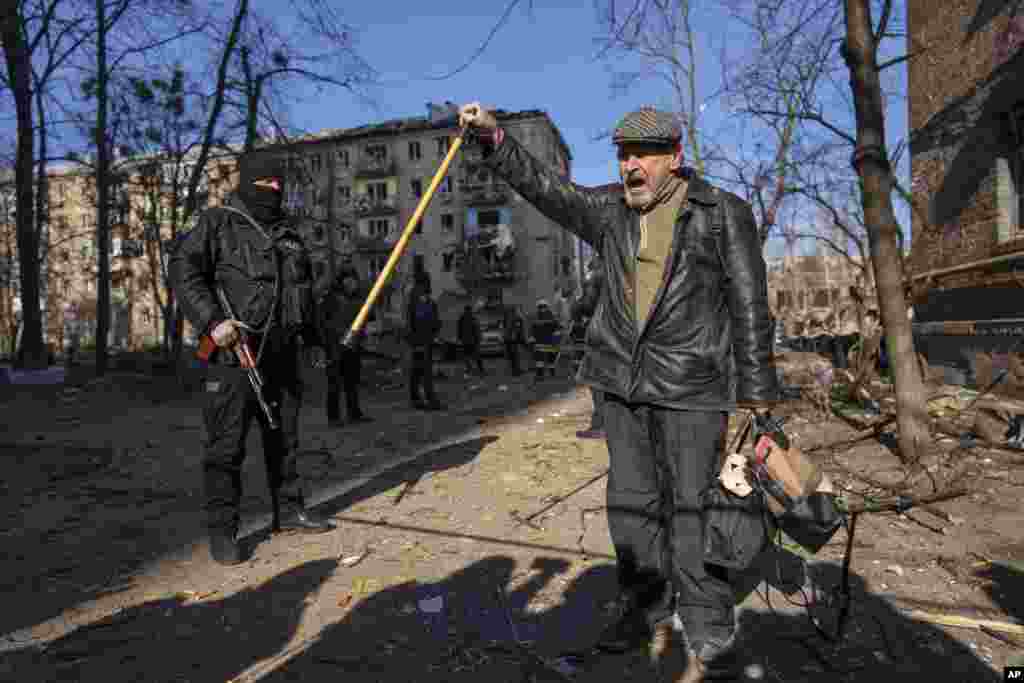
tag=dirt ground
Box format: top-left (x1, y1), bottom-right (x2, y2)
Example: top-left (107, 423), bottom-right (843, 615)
top-left (0, 352), bottom-right (1021, 682)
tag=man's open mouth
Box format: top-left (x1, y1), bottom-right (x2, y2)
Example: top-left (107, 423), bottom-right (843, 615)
top-left (626, 178), bottom-right (646, 190)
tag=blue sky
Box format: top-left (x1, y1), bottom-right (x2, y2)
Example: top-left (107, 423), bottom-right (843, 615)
top-left (286, 1), bottom-right (675, 187)
top-left (276, 1), bottom-right (910, 258)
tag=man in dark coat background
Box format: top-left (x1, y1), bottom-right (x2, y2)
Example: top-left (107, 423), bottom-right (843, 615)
top-left (457, 303), bottom-right (485, 376)
top-left (406, 276), bottom-right (443, 410)
top-left (319, 268), bottom-right (373, 427)
top-left (502, 303), bottom-right (525, 375)
top-left (530, 299), bottom-right (560, 380)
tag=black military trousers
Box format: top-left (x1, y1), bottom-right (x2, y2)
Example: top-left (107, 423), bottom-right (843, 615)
top-left (462, 343), bottom-right (484, 373)
top-left (504, 341), bottom-right (521, 374)
top-left (408, 345), bottom-right (439, 403)
top-left (326, 348), bottom-right (362, 421)
top-left (603, 393), bottom-right (735, 660)
top-left (201, 346), bottom-right (305, 533)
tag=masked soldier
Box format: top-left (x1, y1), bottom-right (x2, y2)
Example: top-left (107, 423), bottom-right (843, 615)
top-left (170, 149), bottom-right (335, 567)
top-left (460, 103), bottom-right (778, 682)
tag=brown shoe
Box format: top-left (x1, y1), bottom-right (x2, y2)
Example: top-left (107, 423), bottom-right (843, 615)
top-left (649, 621), bottom-right (691, 682)
top-left (677, 653), bottom-right (707, 683)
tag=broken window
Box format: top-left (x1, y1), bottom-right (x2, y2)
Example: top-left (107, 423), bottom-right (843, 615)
top-left (409, 141), bottom-right (422, 161)
top-left (478, 209), bottom-right (500, 226)
top-left (338, 149), bottom-right (350, 167)
top-left (443, 252), bottom-right (455, 271)
top-left (365, 144), bottom-right (387, 163)
top-left (436, 136), bottom-right (449, 157)
top-left (441, 213), bottom-right (454, 232)
top-left (411, 179), bottom-right (423, 198)
top-left (367, 182), bottom-right (388, 201)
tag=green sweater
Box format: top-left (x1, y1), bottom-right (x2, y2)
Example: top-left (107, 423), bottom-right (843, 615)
top-left (635, 178), bottom-right (687, 327)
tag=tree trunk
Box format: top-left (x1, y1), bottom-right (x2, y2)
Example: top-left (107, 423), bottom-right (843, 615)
top-left (1, 3), bottom-right (46, 369)
top-left (185, 0), bottom-right (248, 222)
top-left (94, 0), bottom-right (110, 376)
top-left (842, 0), bottom-right (930, 465)
top-left (35, 78), bottom-right (50, 351)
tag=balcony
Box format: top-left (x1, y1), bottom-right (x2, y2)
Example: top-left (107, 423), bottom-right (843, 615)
top-left (353, 233), bottom-right (396, 253)
top-left (459, 183), bottom-right (510, 207)
top-left (354, 156), bottom-right (397, 178)
top-left (455, 241), bottom-right (520, 284)
top-left (352, 194), bottom-right (398, 217)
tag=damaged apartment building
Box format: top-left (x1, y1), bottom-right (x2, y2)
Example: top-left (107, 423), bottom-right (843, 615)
top-left (0, 106), bottom-right (584, 353)
top-left (279, 104), bottom-right (584, 336)
top-left (906, 0), bottom-right (1024, 387)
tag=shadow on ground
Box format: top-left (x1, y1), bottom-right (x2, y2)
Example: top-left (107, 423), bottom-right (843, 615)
top-left (1, 559), bottom-right (340, 682)
top-left (0, 356), bottom-right (580, 642)
top-left (8, 546), bottom-right (1000, 682)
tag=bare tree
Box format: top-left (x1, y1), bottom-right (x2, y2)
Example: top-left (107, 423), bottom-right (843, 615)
top-left (840, 0), bottom-right (930, 465)
top-left (593, 0), bottom-right (721, 175)
top-left (220, 1), bottom-right (374, 152)
top-left (1, 0), bottom-right (46, 368)
top-left (716, 0), bottom-right (843, 244)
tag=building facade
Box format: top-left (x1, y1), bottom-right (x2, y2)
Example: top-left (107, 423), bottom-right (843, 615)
top-left (0, 149), bottom-right (239, 355)
top-left (766, 251), bottom-right (868, 338)
top-left (907, 0), bottom-right (1024, 382)
top-left (264, 106), bottom-right (581, 339)
top-left (0, 107), bottom-right (582, 353)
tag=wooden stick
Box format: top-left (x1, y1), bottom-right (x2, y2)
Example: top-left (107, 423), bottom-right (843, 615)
top-left (342, 129), bottom-right (466, 348)
top-left (902, 610), bottom-right (1024, 636)
top-left (843, 486), bottom-right (967, 514)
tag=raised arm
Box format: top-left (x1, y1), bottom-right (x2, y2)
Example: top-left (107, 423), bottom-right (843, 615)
top-left (459, 102), bottom-right (612, 248)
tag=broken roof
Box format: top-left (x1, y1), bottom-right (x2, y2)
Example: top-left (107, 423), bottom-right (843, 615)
top-left (275, 108), bottom-right (572, 162)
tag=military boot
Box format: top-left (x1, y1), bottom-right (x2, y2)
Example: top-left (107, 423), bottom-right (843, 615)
top-left (209, 528), bottom-right (244, 566)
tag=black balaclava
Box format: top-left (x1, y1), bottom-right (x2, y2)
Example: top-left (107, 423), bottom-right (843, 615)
top-left (237, 150), bottom-right (286, 223)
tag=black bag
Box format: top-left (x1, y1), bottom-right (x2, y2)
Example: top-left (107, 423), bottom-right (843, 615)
top-left (702, 483), bottom-right (776, 570)
top-left (773, 491), bottom-right (844, 554)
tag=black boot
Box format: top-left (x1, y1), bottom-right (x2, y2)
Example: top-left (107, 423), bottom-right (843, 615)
top-left (209, 528), bottom-right (244, 566)
top-left (278, 501), bottom-right (336, 533)
top-left (596, 594), bottom-right (654, 653)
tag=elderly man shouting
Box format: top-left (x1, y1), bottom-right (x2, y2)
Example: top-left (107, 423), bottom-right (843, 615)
top-left (459, 103), bottom-right (778, 682)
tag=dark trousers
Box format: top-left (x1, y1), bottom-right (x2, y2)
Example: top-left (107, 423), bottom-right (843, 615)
top-left (409, 345), bottom-right (439, 403)
top-left (533, 344), bottom-right (558, 377)
top-left (326, 348), bottom-right (363, 421)
top-left (504, 341), bottom-right (521, 374)
top-left (462, 343), bottom-right (484, 373)
top-left (589, 388), bottom-right (605, 430)
top-left (603, 393), bottom-right (734, 659)
top-left (201, 347), bottom-right (305, 534)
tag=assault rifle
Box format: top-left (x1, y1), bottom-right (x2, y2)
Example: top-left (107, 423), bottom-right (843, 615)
top-left (197, 286), bottom-right (279, 429)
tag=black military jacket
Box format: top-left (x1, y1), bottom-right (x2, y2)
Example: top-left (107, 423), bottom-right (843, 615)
top-left (169, 195), bottom-right (321, 359)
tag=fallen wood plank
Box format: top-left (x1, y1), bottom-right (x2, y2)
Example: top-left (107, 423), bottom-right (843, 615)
top-left (974, 396), bottom-right (1024, 415)
top-left (902, 609), bottom-right (1024, 636)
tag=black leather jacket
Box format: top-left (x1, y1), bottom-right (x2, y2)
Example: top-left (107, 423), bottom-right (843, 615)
top-left (483, 134), bottom-right (777, 410)
top-left (169, 195), bottom-right (321, 361)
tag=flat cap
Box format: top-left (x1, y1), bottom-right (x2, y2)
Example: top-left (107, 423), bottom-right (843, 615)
top-left (612, 106), bottom-right (682, 146)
